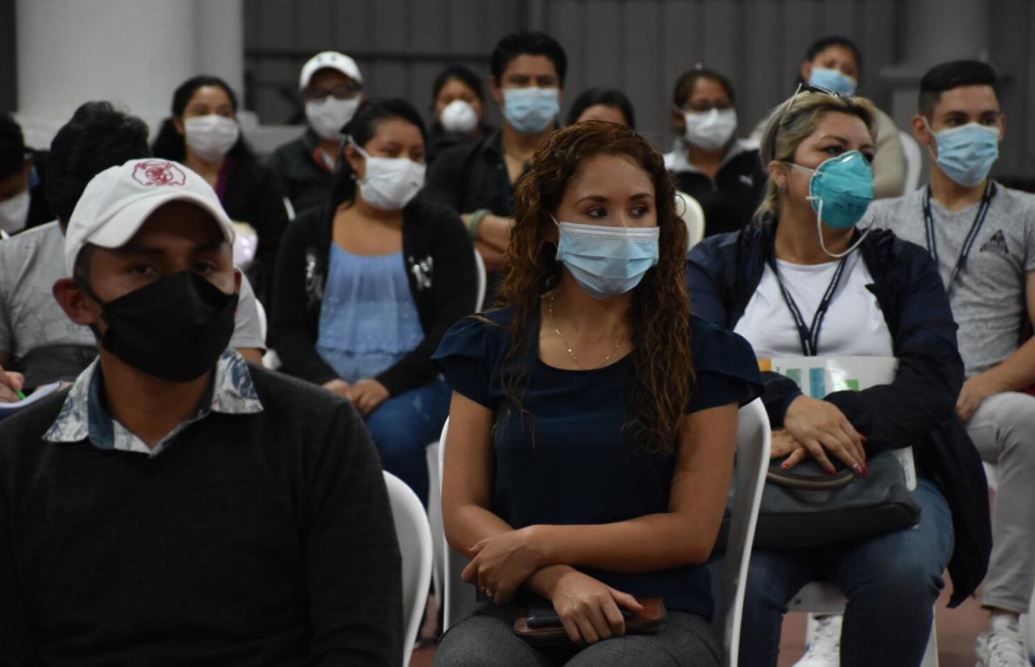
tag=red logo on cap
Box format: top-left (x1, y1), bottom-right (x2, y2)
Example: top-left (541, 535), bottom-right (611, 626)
top-left (132, 160), bottom-right (187, 187)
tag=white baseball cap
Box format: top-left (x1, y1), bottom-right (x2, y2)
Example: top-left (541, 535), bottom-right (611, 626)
top-left (65, 159), bottom-right (236, 275)
top-left (299, 51), bottom-right (363, 90)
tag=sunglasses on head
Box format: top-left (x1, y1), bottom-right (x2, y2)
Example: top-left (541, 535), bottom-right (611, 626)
top-left (767, 83), bottom-right (854, 161)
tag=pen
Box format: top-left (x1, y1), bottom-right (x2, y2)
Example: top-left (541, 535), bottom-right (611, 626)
top-left (15, 390), bottom-right (26, 400)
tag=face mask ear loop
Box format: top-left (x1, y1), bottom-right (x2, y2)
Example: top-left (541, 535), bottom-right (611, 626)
top-left (921, 117), bottom-right (939, 161)
top-left (346, 136), bottom-right (372, 186)
top-left (813, 196), bottom-right (872, 258)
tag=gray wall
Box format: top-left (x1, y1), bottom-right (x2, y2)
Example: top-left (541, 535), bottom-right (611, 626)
top-left (243, 0), bottom-right (904, 145)
top-left (0, 0), bottom-right (16, 114)
top-left (241, 0), bottom-right (1027, 180)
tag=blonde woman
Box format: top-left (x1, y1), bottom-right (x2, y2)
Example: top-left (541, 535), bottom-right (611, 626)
top-left (687, 91), bottom-right (990, 666)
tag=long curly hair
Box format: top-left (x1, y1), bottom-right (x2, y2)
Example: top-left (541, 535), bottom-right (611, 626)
top-left (496, 120), bottom-right (694, 454)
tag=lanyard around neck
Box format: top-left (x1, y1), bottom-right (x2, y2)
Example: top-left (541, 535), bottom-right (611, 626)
top-left (767, 252), bottom-right (850, 357)
top-left (923, 180), bottom-right (996, 292)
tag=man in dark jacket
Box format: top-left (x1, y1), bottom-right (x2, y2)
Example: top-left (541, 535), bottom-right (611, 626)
top-left (270, 51), bottom-right (364, 215)
top-left (424, 31), bottom-right (567, 276)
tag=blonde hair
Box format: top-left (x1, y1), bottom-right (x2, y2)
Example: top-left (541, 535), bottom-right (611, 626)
top-left (755, 92), bottom-right (878, 221)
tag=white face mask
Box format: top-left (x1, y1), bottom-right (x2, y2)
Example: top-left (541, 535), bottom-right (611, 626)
top-left (184, 115), bottom-right (240, 162)
top-left (0, 188), bottom-right (30, 235)
top-left (351, 141), bottom-right (426, 211)
top-left (306, 97), bottom-right (361, 141)
top-left (439, 99), bottom-right (479, 133)
top-left (683, 108), bottom-right (738, 151)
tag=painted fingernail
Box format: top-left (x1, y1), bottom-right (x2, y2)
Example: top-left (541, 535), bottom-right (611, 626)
top-left (861, 463), bottom-right (868, 476)
top-left (852, 464), bottom-right (864, 475)
top-left (780, 461), bottom-right (791, 470)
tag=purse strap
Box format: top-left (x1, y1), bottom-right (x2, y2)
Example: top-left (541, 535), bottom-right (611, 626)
top-left (766, 466), bottom-right (854, 490)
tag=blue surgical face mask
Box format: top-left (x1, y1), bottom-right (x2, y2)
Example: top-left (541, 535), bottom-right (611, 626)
top-left (808, 67), bottom-right (857, 96)
top-left (554, 220), bottom-right (659, 300)
top-left (925, 119), bottom-right (1000, 187)
top-left (503, 87), bottom-right (560, 135)
top-left (790, 150), bottom-right (875, 258)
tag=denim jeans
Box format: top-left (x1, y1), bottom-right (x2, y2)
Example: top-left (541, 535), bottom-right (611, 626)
top-left (366, 378), bottom-right (450, 505)
top-left (739, 478), bottom-right (954, 667)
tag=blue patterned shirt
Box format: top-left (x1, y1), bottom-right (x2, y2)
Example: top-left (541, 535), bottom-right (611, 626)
top-left (43, 350), bottom-right (263, 456)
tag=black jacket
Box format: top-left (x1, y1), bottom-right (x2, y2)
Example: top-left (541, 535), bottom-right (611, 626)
top-left (426, 122), bottom-right (496, 164)
top-left (667, 140), bottom-right (766, 237)
top-left (220, 157), bottom-right (290, 307)
top-left (687, 219), bottom-right (992, 607)
top-left (271, 197), bottom-right (477, 396)
top-left (26, 151), bottom-right (54, 231)
top-left (270, 128), bottom-right (334, 216)
top-left (424, 129), bottom-right (514, 217)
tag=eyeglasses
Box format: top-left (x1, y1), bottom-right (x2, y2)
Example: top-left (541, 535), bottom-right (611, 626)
top-left (767, 82), bottom-right (851, 160)
top-left (307, 82), bottom-right (362, 101)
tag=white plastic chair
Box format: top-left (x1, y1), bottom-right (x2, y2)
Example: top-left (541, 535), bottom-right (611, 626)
top-left (426, 441), bottom-right (445, 615)
top-left (676, 190), bottom-right (706, 251)
top-left (437, 419), bottom-right (480, 631)
top-left (712, 397), bottom-right (773, 667)
top-left (900, 130), bottom-right (923, 193)
top-left (473, 248), bottom-right (487, 312)
top-left (383, 471), bottom-right (433, 667)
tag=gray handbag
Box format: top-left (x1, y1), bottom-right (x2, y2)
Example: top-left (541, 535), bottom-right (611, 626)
top-left (750, 448), bottom-right (922, 549)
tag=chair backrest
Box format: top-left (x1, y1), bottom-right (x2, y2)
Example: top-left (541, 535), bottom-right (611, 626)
top-left (900, 130), bottom-right (923, 193)
top-left (712, 397), bottom-right (772, 667)
top-left (438, 419), bottom-right (480, 631)
top-left (676, 190), bottom-right (706, 251)
top-left (383, 471), bottom-right (433, 667)
top-left (473, 249), bottom-right (487, 312)
top-left (425, 442), bottom-right (444, 608)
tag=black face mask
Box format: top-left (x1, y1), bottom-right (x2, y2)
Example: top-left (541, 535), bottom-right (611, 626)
top-left (79, 272), bottom-right (238, 382)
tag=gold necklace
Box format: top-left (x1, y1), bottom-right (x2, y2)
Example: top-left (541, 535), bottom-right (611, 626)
top-left (547, 294), bottom-right (625, 369)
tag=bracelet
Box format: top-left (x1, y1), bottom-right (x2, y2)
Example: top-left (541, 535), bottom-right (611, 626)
top-left (466, 209), bottom-right (491, 241)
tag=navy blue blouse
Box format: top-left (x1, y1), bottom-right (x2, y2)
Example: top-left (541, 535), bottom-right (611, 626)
top-left (432, 305), bottom-right (761, 619)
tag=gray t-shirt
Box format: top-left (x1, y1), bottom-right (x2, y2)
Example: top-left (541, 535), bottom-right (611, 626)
top-left (866, 183), bottom-right (1035, 376)
top-left (0, 221), bottom-right (267, 376)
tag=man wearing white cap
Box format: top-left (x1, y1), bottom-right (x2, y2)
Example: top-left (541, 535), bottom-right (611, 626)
top-left (271, 51), bottom-right (364, 213)
top-left (0, 158), bottom-right (402, 664)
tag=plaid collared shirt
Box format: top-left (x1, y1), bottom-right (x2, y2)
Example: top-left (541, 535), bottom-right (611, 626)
top-left (43, 350), bottom-right (263, 457)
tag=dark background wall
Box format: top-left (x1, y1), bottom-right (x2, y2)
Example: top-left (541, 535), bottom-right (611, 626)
top-left (0, 0), bottom-right (17, 114)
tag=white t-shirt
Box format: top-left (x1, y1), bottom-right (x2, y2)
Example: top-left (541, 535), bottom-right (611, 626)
top-left (734, 251), bottom-right (894, 358)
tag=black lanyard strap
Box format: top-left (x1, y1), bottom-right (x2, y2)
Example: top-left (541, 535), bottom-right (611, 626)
top-left (923, 180), bottom-right (996, 292)
top-left (767, 253), bottom-right (850, 357)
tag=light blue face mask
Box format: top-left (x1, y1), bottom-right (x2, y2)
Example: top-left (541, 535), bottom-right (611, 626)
top-left (554, 220), bottom-right (660, 300)
top-left (503, 87), bottom-right (560, 135)
top-left (808, 67), bottom-right (857, 96)
top-left (790, 150), bottom-right (875, 258)
top-left (926, 120), bottom-right (1000, 187)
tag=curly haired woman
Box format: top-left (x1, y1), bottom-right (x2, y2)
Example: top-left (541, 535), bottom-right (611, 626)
top-left (432, 121), bottom-right (761, 666)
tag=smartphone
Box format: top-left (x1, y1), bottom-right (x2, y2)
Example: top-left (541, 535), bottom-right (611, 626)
top-left (526, 603), bottom-right (634, 628)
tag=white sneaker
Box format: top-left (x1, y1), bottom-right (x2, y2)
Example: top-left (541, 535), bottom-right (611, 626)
top-left (975, 615), bottom-right (1027, 667)
top-left (792, 614), bottom-right (842, 667)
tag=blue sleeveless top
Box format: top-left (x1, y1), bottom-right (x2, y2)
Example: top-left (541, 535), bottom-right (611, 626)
top-left (432, 305), bottom-right (761, 619)
top-left (316, 244), bottom-right (424, 383)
